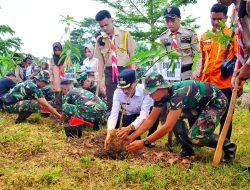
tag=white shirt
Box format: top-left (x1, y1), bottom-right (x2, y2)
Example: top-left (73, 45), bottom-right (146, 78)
top-left (107, 84), bottom-right (154, 130)
top-left (81, 57), bottom-right (98, 72)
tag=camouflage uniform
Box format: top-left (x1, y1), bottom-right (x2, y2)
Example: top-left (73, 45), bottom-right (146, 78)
top-left (77, 72), bottom-right (107, 101)
top-left (144, 72), bottom-right (237, 160)
top-left (6, 84), bottom-right (55, 114)
top-left (145, 72), bottom-right (228, 146)
top-left (62, 88), bottom-right (107, 123)
top-left (0, 71), bottom-right (55, 123)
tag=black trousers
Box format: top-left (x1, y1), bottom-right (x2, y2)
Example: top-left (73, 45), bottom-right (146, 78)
top-left (104, 66), bottom-right (126, 112)
top-left (115, 111), bottom-right (159, 137)
top-left (220, 88), bottom-right (233, 140)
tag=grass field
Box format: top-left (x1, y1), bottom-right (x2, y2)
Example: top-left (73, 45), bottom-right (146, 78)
top-left (0, 108), bottom-right (249, 190)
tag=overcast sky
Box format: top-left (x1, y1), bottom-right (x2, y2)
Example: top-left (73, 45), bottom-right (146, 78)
top-left (0, 0), bottom-right (232, 58)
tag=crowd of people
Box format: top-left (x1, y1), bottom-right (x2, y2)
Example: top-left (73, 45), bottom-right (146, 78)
top-left (0, 0), bottom-right (249, 162)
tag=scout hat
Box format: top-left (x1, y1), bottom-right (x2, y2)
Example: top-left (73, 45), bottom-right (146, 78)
top-left (145, 72), bottom-right (171, 94)
top-left (34, 70), bottom-right (50, 84)
top-left (117, 69), bottom-right (136, 88)
top-left (164, 6), bottom-right (181, 18)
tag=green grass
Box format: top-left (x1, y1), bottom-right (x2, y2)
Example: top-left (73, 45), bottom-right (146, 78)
top-left (0, 109), bottom-right (249, 190)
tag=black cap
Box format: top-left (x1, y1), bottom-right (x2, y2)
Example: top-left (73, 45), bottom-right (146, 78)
top-left (164, 6), bottom-right (181, 18)
top-left (117, 69), bottom-right (136, 89)
top-left (61, 79), bottom-right (73, 85)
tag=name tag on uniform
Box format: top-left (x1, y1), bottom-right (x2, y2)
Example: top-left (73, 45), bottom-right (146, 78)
top-left (161, 59), bottom-right (181, 81)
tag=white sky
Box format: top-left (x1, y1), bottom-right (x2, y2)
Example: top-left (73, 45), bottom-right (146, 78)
top-left (0, 0), bottom-right (232, 58)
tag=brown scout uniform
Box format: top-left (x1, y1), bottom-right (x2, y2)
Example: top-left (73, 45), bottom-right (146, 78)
top-left (94, 27), bottom-right (136, 110)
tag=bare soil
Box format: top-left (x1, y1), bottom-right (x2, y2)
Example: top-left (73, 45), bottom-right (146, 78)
top-left (65, 131), bottom-right (194, 167)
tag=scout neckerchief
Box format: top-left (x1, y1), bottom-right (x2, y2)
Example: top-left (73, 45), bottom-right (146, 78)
top-left (171, 33), bottom-right (180, 52)
top-left (235, 4), bottom-right (244, 69)
top-left (108, 35), bottom-right (119, 82)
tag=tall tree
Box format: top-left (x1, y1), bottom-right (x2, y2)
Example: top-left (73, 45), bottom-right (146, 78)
top-left (0, 25), bottom-right (23, 76)
top-left (95, 0), bottom-right (198, 47)
top-left (0, 25), bottom-right (22, 54)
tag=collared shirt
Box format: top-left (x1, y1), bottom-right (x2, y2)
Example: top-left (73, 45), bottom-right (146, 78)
top-left (107, 84), bottom-right (153, 130)
top-left (160, 26), bottom-right (200, 80)
top-left (94, 27), bottom-right (136, 67)
top-left (198, 27), bottom-right (238, 89)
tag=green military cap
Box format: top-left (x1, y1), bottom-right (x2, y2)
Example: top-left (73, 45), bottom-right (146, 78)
top-left (145, 72), bottom-right (171, 94)
top-left (34, 70), bottom-right (50, 84)
top-left (77, 72), bottom-right (88, 84)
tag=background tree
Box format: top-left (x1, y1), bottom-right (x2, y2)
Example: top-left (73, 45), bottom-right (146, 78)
top-left (70, 17), bottom-right (99, 62)
top-left (0, 25), bottom-right (23, 76)
top-left (95, 0), bottom-right (198, 48)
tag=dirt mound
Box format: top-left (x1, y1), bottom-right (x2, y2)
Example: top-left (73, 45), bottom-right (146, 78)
top-left (65, 131), bottom-right (194, 167)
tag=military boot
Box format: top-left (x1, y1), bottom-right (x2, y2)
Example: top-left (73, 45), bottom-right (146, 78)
top-left (173, 120), bottom-right (195, 157)
top-left (207, 134), bottom-right (237, 162)
top-left (15, 111), bottom-right (33, 124)
top-left (64, 124), bottom-right (83, 138)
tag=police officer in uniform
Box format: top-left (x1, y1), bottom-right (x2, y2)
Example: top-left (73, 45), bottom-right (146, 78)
top-left (160, 6), bottom-right (200, 81)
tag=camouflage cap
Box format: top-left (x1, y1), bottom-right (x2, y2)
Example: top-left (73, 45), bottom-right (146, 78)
top-left (34, 70), bottom-right (50, 84)
top-left (145, 72), bottom-right (171, 94)
top-left (77, 73), bottom-right (88, 84)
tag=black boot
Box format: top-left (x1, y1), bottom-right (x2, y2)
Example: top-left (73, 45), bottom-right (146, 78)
top-left (64, 124), bottom-right (83, 138)
top-left (223, 140), bottom-right (237, 162)
top-left (173, 120), bottom-right (195, 157)
top-left (15, 111), bottom-right (33, 124)
top-left (207, 134), bottom-right (237, 162)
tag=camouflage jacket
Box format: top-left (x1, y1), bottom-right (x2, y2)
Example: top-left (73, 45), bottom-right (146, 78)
top-left (9, 80), bottom-right (44, 101)
top-left (62, 88), bottom-right (107, 122)
top-left (154, 80), bottom-right (227, 116)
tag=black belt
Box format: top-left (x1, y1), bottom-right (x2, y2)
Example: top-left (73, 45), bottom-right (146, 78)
top-left (181, 64), bottom-right (192, 73)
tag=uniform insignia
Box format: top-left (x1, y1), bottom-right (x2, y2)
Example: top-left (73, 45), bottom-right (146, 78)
top-left (181, 36), bottom-right (192, 43)
top-left (119, 78), bottom-right (126, 85)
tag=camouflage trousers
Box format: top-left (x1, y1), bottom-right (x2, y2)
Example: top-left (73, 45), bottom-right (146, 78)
top-left (188, 92), bottom-right (228, 146)
top-left (6, 100), bottom-right (55, 114)
top-left (62, 102), bottom-right (107, 123)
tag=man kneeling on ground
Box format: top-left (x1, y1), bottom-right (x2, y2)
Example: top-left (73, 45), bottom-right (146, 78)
top-left (60, 79), bottom-right (107, 137)
top-left (126, 72), bottom-right (237, 162)
top-left (104, 69), bottom-right (159, 150)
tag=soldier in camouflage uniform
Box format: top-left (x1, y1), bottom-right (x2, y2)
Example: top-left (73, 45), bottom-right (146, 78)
top-left (0, 70), bottom-right (61, 123)
top-left (77, 72), bottom-right (106, 101)
top-left (6, 84), bottom-right (56, 121)
top-left (126, 72), bottom-right (237, 162)
top-left (60, 79), bottom-right (107, 137)
top-left (76, 72), bottom-right (96, 93)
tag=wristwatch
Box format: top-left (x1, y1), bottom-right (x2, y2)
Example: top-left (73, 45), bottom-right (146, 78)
top-left (130, 124), bottom-right (136, 131)
top-left (143, 137), bottom-right (151, 147)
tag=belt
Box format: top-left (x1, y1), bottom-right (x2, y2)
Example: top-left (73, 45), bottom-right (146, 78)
top-left (181, 64), bottom-right (192, 73)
